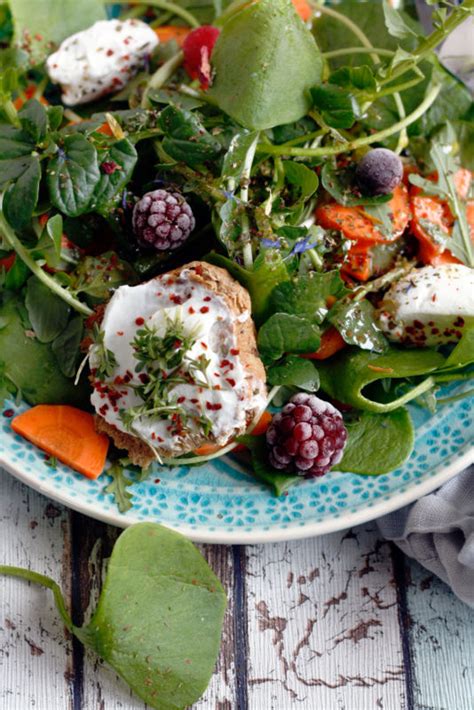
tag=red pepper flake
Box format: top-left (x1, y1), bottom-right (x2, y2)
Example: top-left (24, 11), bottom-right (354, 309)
top-left (190, 398), bottom-right (199, 404)
top-left (156, 291), bottom-right (162, 297)
top-left (116, 331), bottom-right (124, 336)
top-left (112, 77), bottom-right (123, 87)
top-left (106, 48), bottom-right (114, 56)
top-left (99, 404), bottom-right (109, 416)
top-left (188, 306), bottom-right (196, 314)
top-left (200, 306), bottom-right (209, 314)
top-left (138, 373), bottom-right (150, 384)
top-left (230, 348), bottom-right (240, 356)
top-left (114, 375), bottom-right (124, 386)
top-left (177, 396), bottom-right (186, 404)
top-left (195, 264), bottom-right (203, 276)
top-left (154, 479), bottom-right (161, 484)
top-left (206, 402), bottom-right (222, 411)
top-left (170, 294), bottom-right (182, 304)
top-left (166, 278), bottom-right (174, 286)
top-left (226, 378), bottom-right (236, 387)
top-left (135, 317), bottom-right (145, 326)
top-left (174, 339), bottom-right (182, 349)
top-left (201, 342), bottom-right (208, 350)
top-left (203, 296), bottom-right (211, 302)
top-left (3, 409), bottom-right (14, 418)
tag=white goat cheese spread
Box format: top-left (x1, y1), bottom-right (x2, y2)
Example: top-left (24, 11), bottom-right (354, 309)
top-left (46, 19), bottom-right (158, 105)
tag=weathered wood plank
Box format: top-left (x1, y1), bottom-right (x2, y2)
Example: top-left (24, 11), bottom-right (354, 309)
top-left (404, 555), bottom-right (474, 710)
top-left (0, 470), bottom-right (73, 710)
top-left (245, 523), bottom-right (406, 710)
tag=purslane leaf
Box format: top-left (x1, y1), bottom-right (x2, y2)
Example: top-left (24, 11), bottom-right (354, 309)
top-left (310, 84), bottom-right (358, 129)
top-left (18, 99), bottom-right (48, 143)
top-left (158, 105), bottom-right (222, 168)
top-left (211, 0), bottom-right (323, 129)
top-left (267, 356), bottom-right (320, 392)
top-left (0, 124), bottom-right (35, 158)
top-left (47, 133), bottom-right (101, 217)
top-left (93, 139), bottom-right (138, 212)
top-left (3, 157), bottom-right (41, 230)
top-left (258, 313), bottom-right (320, 362)
top-left (25, 276), bottom-right (70, 343)
top-left (51, 315), bottom-right (83, 378)
top-left (328, 299), bottom-right (388, 353)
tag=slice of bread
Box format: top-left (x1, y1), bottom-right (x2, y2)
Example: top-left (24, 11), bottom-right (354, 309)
top-left (94, 261), bottom-right (267, 468)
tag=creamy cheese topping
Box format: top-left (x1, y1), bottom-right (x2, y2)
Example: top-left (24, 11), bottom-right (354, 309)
top-left (89, 271), bottom-right (266, 455)
top-left (377, 264), bottom-right (474, 346)
top-left (46, 19), bottom-right (158, 106)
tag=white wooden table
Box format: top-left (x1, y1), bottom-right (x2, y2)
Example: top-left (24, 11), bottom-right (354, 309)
top-left (1, 466), bottom-right (473, 710)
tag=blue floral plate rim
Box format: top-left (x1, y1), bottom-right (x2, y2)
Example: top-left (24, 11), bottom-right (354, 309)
top-left (1, 392), bottom-right (473, 544)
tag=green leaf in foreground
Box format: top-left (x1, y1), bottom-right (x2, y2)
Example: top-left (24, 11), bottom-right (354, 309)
top-left (25, 276), bottom-right (70, 343)
top-left (93, 139), bottom-right (137, 212)
top-left (258, 313), bottom-right (320, 362)
top-left (444, 328), bottom-right (474, 369)
top-left (328, 299), bottom-right (387, 353)
top-left (269, 270), bottom-right (348, 325)
top-left (0, 523), bottom-right (226, 710)
top-left (267, 356), bottom-right (320, 392)
top-left (47, 133), bottom-right (100, 217)
top-left (8, 0), bottom-right (106, 63)
top-left (51, 315), bottom-right (83, 378)
top-left (338, 409), bottom-right (414, 474)
top-left (238, 435), bottom-right (297, 496)
top-left (310, 84), bottom-right (358, 129)
top-left (211, 0), bottom-right (323, 129)
top-left (318, 347), bottom-right (446, 412)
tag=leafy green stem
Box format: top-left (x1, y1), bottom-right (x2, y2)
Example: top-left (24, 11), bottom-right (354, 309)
top-left (379, 0), bottom-right (474, 85)
top-left (322, 47), bottom-right (395, 60)
top-left (105, 0), bottom-right (200, 28)
top-left (436, 387), bottom-right (474, 405)
top-left (256, 83), bottom-right (441, 157)
top-left (0, 205), bottom-right (93, 316)
top-left (240, 132), bottom-right (259, 269)
top-left (3, 100), bottom-right (20, 127)
top-left (0, 566), bottom-right (73, 633)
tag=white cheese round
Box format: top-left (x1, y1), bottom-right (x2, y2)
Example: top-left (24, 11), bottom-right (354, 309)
top-left (377, 264), bottom-right (474, 346)
top-left (46, 19), bottom-right (158, 106)
top-left (89, 271), bottom-right (266, 456)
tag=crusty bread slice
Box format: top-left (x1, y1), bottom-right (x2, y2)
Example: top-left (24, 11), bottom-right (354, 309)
top-left (94, 261), bottom-right (266, 468)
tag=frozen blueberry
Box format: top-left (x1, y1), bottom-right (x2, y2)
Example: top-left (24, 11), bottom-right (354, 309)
top-left (355, 148), bottom-right (403, 196)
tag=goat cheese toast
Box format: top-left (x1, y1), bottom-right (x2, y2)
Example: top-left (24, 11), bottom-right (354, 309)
top-left (91, 262), bottom-right (267, 466)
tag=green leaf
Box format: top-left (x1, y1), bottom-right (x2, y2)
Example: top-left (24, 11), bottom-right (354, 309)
top-left (47, 105), bottom-right (64, 132)
top-left (0, 125), bottom-right (35, 158)
top-left (0, 155), bottom-right (36, 189)
top-left (258, 313), bottom-right (320, 362)
top-left (237, 435), bottom-right (297, 496)
top-left (76, 523), bottom-right (226, 709)
top-left (4, 255), bottom-right (29, 290)
top-left (3, 157), bottom-right (41, 230)
top-left (210, 0), bottom-right (323, 129)
top-left (444, 328), bottom-right (474, 369)
top-left (25, 276), bottom-right (70, 343)
top-left (18, 99), bottom-right (48, 143)
top-left (72, 252), bottom-right (136, 301)
top-left (33, 214), bottom-right (63, 268)
top-left (382, 0), bottom-right (419, 40)
top-left (269, 271), bottom-right (348, 325)
top-left (330, 65), bottom-right (376, 93)
top-left (47, 133), bottom-right (100, 217)
top-left (282, 160), bottom-right (319, 200)
top-left (104, 462), bottom-right (134, 514)
top-left (267, 356), bottom-right (320, 392)
top-left (310, 85), bottom-right (358, 129)
top-left (0, 293), bottom-right (88, 406)
top-left (222, 130), bottom-right (259, 185)
top-left (204, 251), bottom-right (290, 324)
top-left (51, 315), bottom-right (83, 378)
top-left (318, 347), bottom-right (446, 412)
top-left (158, 105), bottom-right (222, 168)
top-left (0, 523), bottom-right (226, 710)
top-left (321, 162), bottom-right (392, 207)
top-left (328, 299), bottom-right (387, 353)
top-left (93, 139), bottom-right (138, 212)
top-left (8, 0), bottom-right (106, 63)
top-left (339, 408), bottom-right (414, 474)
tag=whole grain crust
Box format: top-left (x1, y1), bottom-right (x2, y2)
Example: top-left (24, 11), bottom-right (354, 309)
top-left (95, 261), bottom-right (266, 468)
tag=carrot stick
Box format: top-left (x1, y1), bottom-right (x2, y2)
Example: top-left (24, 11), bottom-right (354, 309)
top-left (11, 405), bottom-right (109, 480)
top-left (302, 327), bottom-right (346, 361)
top-left (292, 0), bottom-right (313, 21)
top-left (193, 411), bottom-right (273, 456)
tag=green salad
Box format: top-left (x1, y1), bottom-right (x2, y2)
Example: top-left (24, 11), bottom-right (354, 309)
top-left (1, 0), bottom-right (473, 509)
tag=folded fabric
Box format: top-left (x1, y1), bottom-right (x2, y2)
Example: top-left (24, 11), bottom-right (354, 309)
top-left (377, 465), bottom-right (474, 607)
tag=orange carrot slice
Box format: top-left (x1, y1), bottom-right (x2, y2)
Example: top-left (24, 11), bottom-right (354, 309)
top-left (193, 442), bottom-right (223, 457)
top-left (12, 405), bottom-right (109, 480)
top-left (155, 25), bottom-right (191, 46)
top-left (302, 326), bottom-right (346, 361)
top-left (13, 85), bottom-right (49, 110)
top-left (315, 184), bottom-right (411, 245)
top-left (194, 411), bottom-right (273, 456)
top-left (292, 0), bottom-right (313, 21)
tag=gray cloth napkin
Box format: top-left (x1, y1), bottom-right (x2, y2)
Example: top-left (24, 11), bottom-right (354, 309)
top-left (377, 465), bottom-right (474, 607)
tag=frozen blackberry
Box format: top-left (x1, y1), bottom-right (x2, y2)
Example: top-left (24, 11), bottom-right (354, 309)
top-left (355, 148), bottom-right (403, 196)
top-left (266, 394), bottom-right (347, 478)
top-left (132, 189), bottom-right (196, 251)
